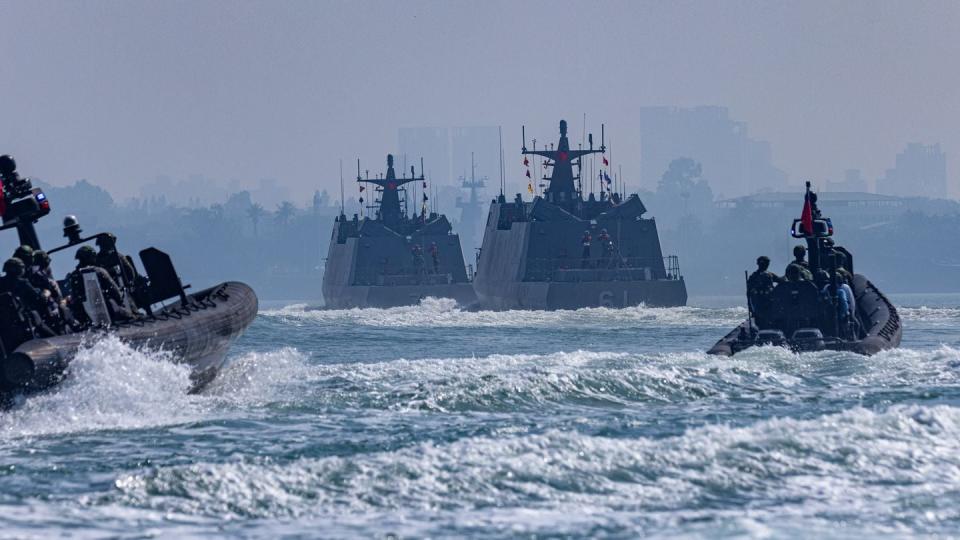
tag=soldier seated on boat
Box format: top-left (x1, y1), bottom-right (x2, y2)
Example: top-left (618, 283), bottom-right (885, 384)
top-left (0, 257), bottom-right (56, 338)
top-left (783, 246), bottom-right (813, 281)
top-left (785, 245), bottom-right (813, 280)
top-left (95, 232), bottom-right (144, 310)
top-left (833, 252), bottom-right (854, 286)
top-left (66, 246), bottom-right (134, 324)
top-left (26, 250), bottom-right (72, 334)
top-left (815, 269), bottom-right (857, 339)
top-left (747, 256), bottom-right (783, 326)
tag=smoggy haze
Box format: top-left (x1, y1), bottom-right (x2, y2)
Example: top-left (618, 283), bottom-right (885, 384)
top-left (1, 0), bottom-right (957, 200)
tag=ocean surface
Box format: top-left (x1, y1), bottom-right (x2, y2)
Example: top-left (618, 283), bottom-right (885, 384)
top-left (2, 294), bottom-right (960, 538)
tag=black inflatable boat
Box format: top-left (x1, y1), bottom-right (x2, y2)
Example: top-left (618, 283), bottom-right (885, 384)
top-left (2, 281), bottom-right (258, 395)
top-left (708, 273), bottom-right (901, 356)
top-left (0, 156), bottom-right (258, 400)
top-left (708, 183), bottom-right (902, 357)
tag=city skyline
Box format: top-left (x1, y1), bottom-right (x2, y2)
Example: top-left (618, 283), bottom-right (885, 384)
top-left (2, 1), bottom-right (956, 200)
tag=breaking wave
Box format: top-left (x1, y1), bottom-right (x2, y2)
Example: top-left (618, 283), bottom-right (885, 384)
top-left (111, 403), bottom-right (960, 536)
top-left (262, 297), bottom-right (747, 329)
top-left (0, 336), bottom-right (197, 439)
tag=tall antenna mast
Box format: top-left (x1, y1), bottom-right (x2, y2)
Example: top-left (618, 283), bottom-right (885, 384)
top-left (498, 126), bottom-right (505, 196)
top-left (339, 159), bottom-right (345, 216)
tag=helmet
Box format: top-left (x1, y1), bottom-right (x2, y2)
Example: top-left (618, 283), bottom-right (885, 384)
top-left (33, 250), bottom-right (51, 268)
top-left (793, 245), bottom-right (806, 258)
top-left (13, 245), bottom-right (33, 265)
top-left (95, 232), bottom-right (117, 248)
top-left (75, 245), bottom-right (97, 263)
top-left (3, 258), bottom-right (24, 276)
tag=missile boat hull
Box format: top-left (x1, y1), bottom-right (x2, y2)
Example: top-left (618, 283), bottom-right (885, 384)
top-left (473, 199), bottom-right (688, 311)
top-left (708, 274), bottom-right (901, 356)
top-left (1, 281), bottom-right (258, 398)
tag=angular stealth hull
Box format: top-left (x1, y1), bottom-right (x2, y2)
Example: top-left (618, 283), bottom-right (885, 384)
top-left (473, 199), bottom-right (687, 311)
top-left (321, 216), bottom-right (477, 309)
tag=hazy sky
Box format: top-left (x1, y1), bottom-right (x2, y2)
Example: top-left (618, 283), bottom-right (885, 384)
top-left (1, 0), bottom-right (958, 201)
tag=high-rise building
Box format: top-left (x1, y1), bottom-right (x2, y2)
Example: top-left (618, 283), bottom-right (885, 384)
top-left (637, 106), bottom-right (787, 198)
top-left (876, 143), bottom-right (947, 199)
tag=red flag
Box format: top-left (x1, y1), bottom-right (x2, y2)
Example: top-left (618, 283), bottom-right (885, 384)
top-left (523, 157), bottom-right (529, 167)
top-left (801, 191), bottom-right (813, 235)
top-left (525, 170), bottom-right (531, 178)
top-left (602, 156), bottom-right (609, 166)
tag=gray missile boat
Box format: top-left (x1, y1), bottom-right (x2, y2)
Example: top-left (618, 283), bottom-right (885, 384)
top-left (473, 120), bottom-right (687, 310)
top-left (321, 155), bottom-right (476, 308)
top-left (0, 156), bottom-right (258, 401)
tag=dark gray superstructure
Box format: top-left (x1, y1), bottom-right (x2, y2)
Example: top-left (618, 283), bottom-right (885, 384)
top-left (322, 155), bottom-right (476, 308)
top-left (473, 121), bottom-right (687, 310)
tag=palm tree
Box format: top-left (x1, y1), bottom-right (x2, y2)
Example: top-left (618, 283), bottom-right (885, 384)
top-left (275, 201), bottom-right (296, 227)
top-left (247, 203), bottom-right (265, 236)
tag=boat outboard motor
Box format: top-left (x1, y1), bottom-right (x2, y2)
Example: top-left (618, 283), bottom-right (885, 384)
top-left (80, 270), bottom-right (112, 327)
top-left (792, 328), bottom-right (826, 351)
top-left (757, 329), bottom-right (786, 346)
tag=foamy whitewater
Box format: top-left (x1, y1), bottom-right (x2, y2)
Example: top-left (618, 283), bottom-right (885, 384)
top-left (2, 293), bottom-right (960, 537)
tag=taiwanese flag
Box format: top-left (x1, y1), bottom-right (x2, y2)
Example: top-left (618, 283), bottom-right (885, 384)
top-left (602, 156), bottom-right (609, 166)
top-left (801, 191), bottom-right (814, 235)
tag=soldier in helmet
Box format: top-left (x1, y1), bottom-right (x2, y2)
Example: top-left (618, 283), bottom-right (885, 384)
top-left (785, 245), bottom-right (813, 281)
top-left (0, 258), bottom-right (44, 310)
top-left (747, 256), bottom-right (783, 326)
top-left (0, 257), bottom-right (56, 338)
top-left (22, 250), bottom-right (61, 300)
top-left (66, 245), bottom-right (132, 324)
top-left (95, 233), bottom-right (138, 288)
top-left (833, 251), bottom-right (854, 286)
top-left (95, 232), bottom-right (142, 311)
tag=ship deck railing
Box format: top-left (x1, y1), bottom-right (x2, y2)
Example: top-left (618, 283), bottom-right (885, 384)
top-left (352, 267), bottom-right (458, 287)
top-left (523, 256), bottom-right (683, 283)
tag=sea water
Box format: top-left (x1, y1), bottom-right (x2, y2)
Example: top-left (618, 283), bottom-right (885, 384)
top-left (1, 295), bottom-right (960, 538)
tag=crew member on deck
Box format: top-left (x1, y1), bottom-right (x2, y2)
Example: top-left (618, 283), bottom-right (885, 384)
top-left (581, 230), bottom-right (592, 268)
top-left (430, 242), bottom-right (439, 274)
top-left (598, 229), bottom-right (611, 267)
